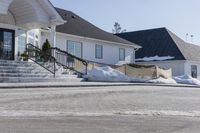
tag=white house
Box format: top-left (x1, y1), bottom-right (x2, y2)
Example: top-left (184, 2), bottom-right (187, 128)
top-left (0, 0), bottom-right (141, 66)
top-left (117, 28), bottom-right (200, 79)
top-left (0, 0), bottom-right (65, 60)
top-left (38, 8), bottom-right (141, 65)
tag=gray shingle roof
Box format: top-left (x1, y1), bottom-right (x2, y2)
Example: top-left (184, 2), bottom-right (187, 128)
top-left (55, 8), bottom-right (140, 48)
top-left (116, 27), bottom-right (200, 62)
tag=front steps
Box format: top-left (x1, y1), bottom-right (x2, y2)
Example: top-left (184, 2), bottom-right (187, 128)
top-left (0, 60), bottom-right (83, 83)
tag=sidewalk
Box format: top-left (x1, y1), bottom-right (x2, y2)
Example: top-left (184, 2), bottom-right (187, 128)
top-left (0, 81), bottom-right (199, 89)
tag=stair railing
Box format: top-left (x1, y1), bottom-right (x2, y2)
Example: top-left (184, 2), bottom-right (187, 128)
top-left (49, 47), bottom-right (88, 75)
top-left (26, 44), bottom-right (56, 77)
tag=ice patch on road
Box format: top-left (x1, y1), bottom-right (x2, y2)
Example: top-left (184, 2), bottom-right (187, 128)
top-left (2, 110), bottom-right (200, 118)
top-left (115, 110), bottom-right (200, 117)
top-left (0, 110), bottom-right (113, 117)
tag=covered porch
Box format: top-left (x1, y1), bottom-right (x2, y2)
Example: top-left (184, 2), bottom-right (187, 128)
top-left (0, 0), bottom-right (65, 60)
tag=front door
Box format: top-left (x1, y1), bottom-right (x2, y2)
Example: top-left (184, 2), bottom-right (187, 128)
top-left (0, 28), bottom-right (15, 60)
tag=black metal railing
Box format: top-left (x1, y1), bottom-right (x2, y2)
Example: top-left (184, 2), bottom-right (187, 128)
top-left (49, 47), bottom-right (88, 75)
top-left (26, 44), bottom-right (56, 77)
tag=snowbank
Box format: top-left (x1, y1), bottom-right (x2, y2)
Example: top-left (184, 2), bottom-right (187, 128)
top-left (173, 75), bottom-right (200, 86)
top-left (148, 77), bottom-right (177, 84)
top-left (84, 67), bottom-right (200, 86)
top-left (84, 66), bottom-right (149, 82)
top-left (84, 66), bottom-right (130, 82)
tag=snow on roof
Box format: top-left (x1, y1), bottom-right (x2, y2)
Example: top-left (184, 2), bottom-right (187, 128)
top-left (136, 55), bottom-right (175, 62)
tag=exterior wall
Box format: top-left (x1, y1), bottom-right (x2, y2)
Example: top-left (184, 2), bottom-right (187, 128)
top-left (0, 23), bottom-right (40, 60)
top-left (137, 60), bottom-right (186, 77)
top-left (40, 30), bottom-right (136, 65)
top-left (0, 23), bottom-right (19, 60)
top-left (184, 61), bottom-right (200, 79)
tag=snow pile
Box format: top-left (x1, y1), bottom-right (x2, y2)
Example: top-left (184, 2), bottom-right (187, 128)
top-left (136, 55), bottom-right (175, 62)
top-left (84, 66), bottom-right (130, 82)
top-left (84, 66), bottom-right (200, 86)
top-left (115, 110), bottom-right (200, 117)
top-left (173, 75), bottom-right (200, 86)
top-left (148, 77), bottom-right (177, 84)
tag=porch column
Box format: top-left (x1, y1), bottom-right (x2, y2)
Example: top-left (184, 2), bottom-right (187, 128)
top-left (132, 50), bottom-right (136, 64)
top-left (50, 25), bottom-right (56, 57)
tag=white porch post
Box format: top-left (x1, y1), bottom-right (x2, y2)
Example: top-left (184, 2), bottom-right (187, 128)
top-left (50, 25), bottom-right (56, 57)
top-left (132, 50), bottom-right (136, 64)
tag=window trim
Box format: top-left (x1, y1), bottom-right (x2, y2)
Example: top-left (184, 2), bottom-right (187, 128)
top-left (66, 40), bottom-right (83, 58)
top-left (119, 48), bottom-right (125, 61)
top-left (95, 44), bottom-right (103, 59)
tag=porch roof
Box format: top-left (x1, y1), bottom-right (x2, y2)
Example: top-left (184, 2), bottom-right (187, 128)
top-left (0, 0), bottom-right (65, 29)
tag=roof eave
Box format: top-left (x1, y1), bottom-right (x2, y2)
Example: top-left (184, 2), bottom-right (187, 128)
top-left (45, 0), bottom-right (66, 25)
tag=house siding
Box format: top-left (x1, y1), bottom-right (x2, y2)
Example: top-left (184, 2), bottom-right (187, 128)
top-left (184, 61), bottom-right (200, 80)
top-left (40, 30), bottom-right (135, 65)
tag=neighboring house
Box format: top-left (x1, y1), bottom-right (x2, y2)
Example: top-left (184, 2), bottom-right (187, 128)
top-left (39, 8), bottom-right (141, 65)
top-left (116, 27), bottom-right (200, 79)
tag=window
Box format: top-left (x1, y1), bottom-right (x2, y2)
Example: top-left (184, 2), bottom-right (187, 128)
top-left (18, 29), bottom-right (27, 55)
top-left (119, 48), bottom-right (125, 61)
top-left (95, 44), bottom-right (103, 59)
top-left (67, 40), bottom-right (82, 58)
top-left (191, 65), bottom-right (197, 78)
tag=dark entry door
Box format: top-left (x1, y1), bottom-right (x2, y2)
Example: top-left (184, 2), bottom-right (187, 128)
top-left (0, 28), bottom-right (15, 60)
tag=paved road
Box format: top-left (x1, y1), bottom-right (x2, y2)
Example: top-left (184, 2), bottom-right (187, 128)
top-left (1, 116), bottom-right (200, 133)
top-left (0, 86), bottom-right (200, 132)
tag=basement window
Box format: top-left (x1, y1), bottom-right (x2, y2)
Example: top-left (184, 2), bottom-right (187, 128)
top-left (191, 65), bottom-right (197, 78)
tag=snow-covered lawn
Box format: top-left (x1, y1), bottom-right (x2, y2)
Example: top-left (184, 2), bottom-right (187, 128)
top-left (84, 66), bottom-right (200, 86)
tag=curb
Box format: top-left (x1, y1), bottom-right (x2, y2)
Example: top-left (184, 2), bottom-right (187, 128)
top-left (0, 82), bottom-right (199, 89)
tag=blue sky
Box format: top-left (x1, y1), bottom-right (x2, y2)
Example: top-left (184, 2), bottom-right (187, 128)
top-left (50, 0), bottom-right (200, 44)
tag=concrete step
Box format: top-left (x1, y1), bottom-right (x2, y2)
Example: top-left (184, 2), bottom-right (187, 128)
top-left (0, 73), bottom-right (53, 78)
top-left (0, 60), bottom-right (83, 83)
top-left (0, 77), bottom-right (83, 83)
top-left (0, 70), bottom-right (51, 74)
top-left (0, 66), bottom-right (50, 71)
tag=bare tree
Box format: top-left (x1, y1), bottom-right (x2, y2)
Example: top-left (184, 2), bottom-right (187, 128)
top-left (112, 22), bottom-right (126, 34)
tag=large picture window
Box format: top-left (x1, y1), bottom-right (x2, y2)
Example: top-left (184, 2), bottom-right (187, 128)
top-left (95, 44), bottom-right (103, 59)
top-left (67, 40), bottom-right (82, 58)
top-left (119, 48), bottom-right (125, 61)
